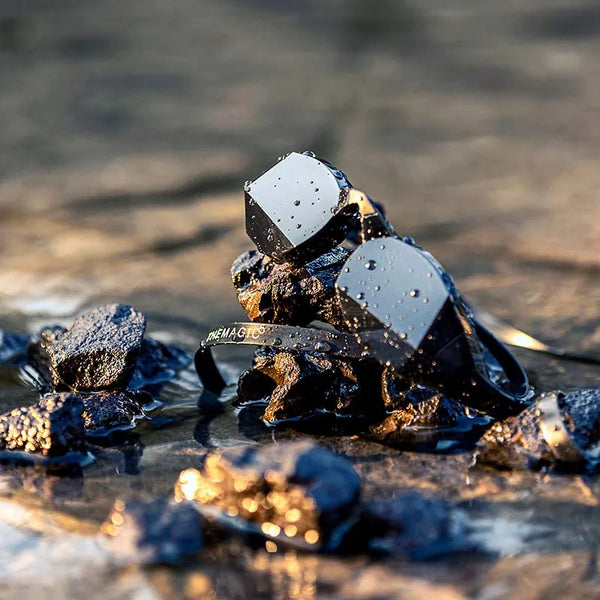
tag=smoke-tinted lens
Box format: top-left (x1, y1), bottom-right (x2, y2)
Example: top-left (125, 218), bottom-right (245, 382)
top-left (245, 152), bottom-right (349, 261)
top-left (335, 238), bottom-right (451, 364)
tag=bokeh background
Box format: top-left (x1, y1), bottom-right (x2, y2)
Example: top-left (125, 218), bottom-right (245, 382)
top-left (0, 0), bottom-right (599, 355)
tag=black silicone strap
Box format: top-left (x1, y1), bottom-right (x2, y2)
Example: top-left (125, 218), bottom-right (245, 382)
top-left (195, 322), bottom-right (368, 394)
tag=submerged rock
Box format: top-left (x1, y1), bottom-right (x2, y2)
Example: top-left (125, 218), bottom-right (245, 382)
top-left (369, 369), bottom-right (489, 449)
top-left (231, 248), bottom-right (350, 329)
top-left (0, 329), bottom-right (29, 363)
top-left (102, 497), bottom-right (204, 565)
top-left (174, 440), bottom-right (361, 551)
top-left (475, 389), bottom-right (600, 471)
top-left (40, 390), bottom-right (153, 436)
top-left (129, 338), bottom-right (191, 391)
top-left (0, 394), bottom-right (85, 456)
top-left (359, 493), bottom-right (471, 558)
top-left (28, 304), bottom-right (146, 392)
top-left (236, 347), bottom-right (381, 424)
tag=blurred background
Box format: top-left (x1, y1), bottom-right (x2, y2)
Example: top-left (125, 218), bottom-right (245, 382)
top-left (0, 0), bottom-right (598, 354)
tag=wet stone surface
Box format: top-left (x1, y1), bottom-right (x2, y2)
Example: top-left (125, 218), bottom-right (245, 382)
top-left (360, 493), bottom-right (471, 559)
top-left (232, 248), bottom-right (351, 329)
top-left (0, 394), bottom-right (85, 457)
top-left (102, 497), bottom-right (204, 565)
top-left (237, 347), bottom-right (381, 425)
top-left (174, 441), bottom-right (362, 552)
top-left (28, 304), bottom-right (146, 392)
top-left (476, 388), bottom-right (600, 472)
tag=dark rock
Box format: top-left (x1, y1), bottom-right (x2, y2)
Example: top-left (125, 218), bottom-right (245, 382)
top-left (359, 493), bottom-right (470, 558)
top-left (28, 304), bottom-right (146, 392)
top-left (475, 389), bottom-right (600, 471)
top-left (0, 329), bottom-right (29, 363)
top-left (369, 368), bottom-right (490, 449)
top-left (26, 325), bottom-right (66, 387)
top-left (77, 390), bottom-right (152, 435)
top-left (129, 337), bottom-right (191, 391)
top-left (236, 347), bottom-right (382, 424)
top-left (0, 394), bottom-right (85, 456)
top-left (102, 497), bottom-right (204, 565)
top-left (231, 247), bottom-right (350, 329)
top-left (174, 440), bottom-right (362, 551)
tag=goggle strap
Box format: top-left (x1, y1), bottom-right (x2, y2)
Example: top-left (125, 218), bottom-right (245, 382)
top-left (195, 322), bottom-right (368, 394)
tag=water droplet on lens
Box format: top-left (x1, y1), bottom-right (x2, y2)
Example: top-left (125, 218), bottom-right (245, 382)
top-left (356, 292), bottom-right (365, 300)
top-left (410, 289), bottom-right (420, 298)
top-left (314, 341), bottom-right (330, 352)
top-left (374, 285), bottom-right (381, 291)
top-left (364, 260), bottom-right (377, 270)
top-left (294, 200), bottom-right (301, 206)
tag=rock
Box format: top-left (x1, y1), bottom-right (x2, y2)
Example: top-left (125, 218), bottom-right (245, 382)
top-left (26, 325), bottom-right (66, 387)
top-left (128, 338), bottom-right (191, 391)
top-left (0, 329), bottom-right (29, 363)
top-left (28, 304), bottom-right (146, 392)
top-left (231, 247), bottom-right (350, 329)
top-left (359, 493), bottom-right (471, 558)
top-left (236, 347), bottom-right (382, 424)
top-left (475, 389), bottom-right (600, 471)
top-left (174, 440), bottom-right (361, 551)
top-left (369, 368), bottom-right (489, 449)
top-left (102, 497), bottom-right (204, 565)
top-left (57, 390), bottom-right (152, 435)
top-left (0, 394), bottom-right (85, 457)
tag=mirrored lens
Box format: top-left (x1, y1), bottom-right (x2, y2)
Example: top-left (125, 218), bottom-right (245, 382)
top-left (336, 238), bottom-right (451, 356)
top-left (245, 152), bottom-right (349, 258)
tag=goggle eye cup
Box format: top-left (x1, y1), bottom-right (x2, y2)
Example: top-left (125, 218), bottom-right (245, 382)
top-left (245, 152), bottom-right (350, 262)
top-left (335, 238), bottom-right (451, 364)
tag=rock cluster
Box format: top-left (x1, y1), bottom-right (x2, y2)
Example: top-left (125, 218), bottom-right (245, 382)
top-left (0, 304), bottom-right (190, 460)
top-left (105, 441), bottom-right (470, 564)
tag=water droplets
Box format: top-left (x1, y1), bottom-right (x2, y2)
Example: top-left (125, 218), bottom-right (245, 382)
top-left (356, 292), bottom-right (365, 300)
top-left (273, 337), bottom-right (282, 347)
top-left (293, 199), bottom-right (301, 207)
top-left (314, 341), bottom-right (331, 353)
top-left (364, 260), bottom-right (377, 270)
top-left (409, 289), bottom-right (420, 298)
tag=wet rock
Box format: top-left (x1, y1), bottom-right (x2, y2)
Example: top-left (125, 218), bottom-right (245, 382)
top-left (0, 394), bottom-right (85, 457)
top-left (28, 304), bottom-right (146, 392)
top-left (231, 247), bottom-right (350, 329)
top-left (475, 389), bottom-right (600, 471)
top-left (0, 329), bottom-right (29, 363)
top-left (102, 497), bottom-right (204, 565)
top-left (369, 369), bottom-right (490, 449)
top-left (129, 337), bottom-right (191, 391)
top-left (359, 493), bottom-right (471, 558)
top-left (174, 440), bottom-right (361, 551)
top-left (236, 347), bottom-right (382, 424)
top-left (72, 390), bottom-right (152, 435)
top-left (26, 325), bottom-right (66, 386)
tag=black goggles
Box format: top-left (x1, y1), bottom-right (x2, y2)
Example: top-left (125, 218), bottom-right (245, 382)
top-left (196, 153), bottom-right (531, 417)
